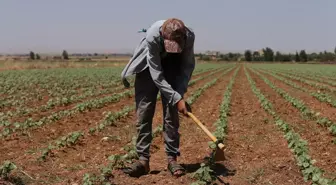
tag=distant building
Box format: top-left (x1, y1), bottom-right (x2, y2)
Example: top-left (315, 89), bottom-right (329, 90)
top-left (204, 51), bottom-right (220, 60)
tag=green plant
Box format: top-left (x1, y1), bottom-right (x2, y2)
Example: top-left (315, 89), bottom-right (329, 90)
top-left (0, 160), bottom-right (17, 179)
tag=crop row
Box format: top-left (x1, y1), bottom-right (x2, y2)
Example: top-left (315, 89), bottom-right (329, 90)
top-left (271, 69), bottom-right (336, 87)
top-left (0, 89), bottom-right (133, 138)
top-left (0, 65), bottom-right (218, 115)
top-left (0, 64), bottom-right (217, 99)
top-left (249, 68), bottom-right (336, 136)
top-left (245, 67), bottom-right (335, 185)
top-left (79, 66), bottom-right (237, 184)
top-left (258, 69), bottom-right (336, 108)
top-left (269, 70), bottom-right (336, 94)
top-left (1, 66), bottom-right (223, 121)
top-left (35, 67), bottom-right (236, 162)
top-left (0, 67), bottom-right (125, 107)
top-left (267, 67), bottom-right (336, 82)
top-left (191, 67), bottom-right (239, 185)
top-left (0, 66), bottom-right (234, 138)
top-left (250, 64), bottom-right (336, 79)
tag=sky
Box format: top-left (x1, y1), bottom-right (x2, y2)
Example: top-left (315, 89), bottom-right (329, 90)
top-left (0, 0), bottom-right (335, 54)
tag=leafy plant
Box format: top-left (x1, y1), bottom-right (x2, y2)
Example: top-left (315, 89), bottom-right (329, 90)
top-left (245, 67), bottom-right (336, 185)
top-left (0, 160), bottom-right (17, 179)
top-left (82, 173), bottom-right (97, 185)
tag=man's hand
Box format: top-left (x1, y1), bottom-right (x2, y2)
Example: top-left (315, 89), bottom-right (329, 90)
top-left (177, 99), bottom-right (191, 115)
top-left (122, 78), bottom-right (130, 88)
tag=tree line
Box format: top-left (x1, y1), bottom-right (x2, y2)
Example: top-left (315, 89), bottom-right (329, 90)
top-left (197, 47), bottom-right (336, 62)
top-left (29, 50), bottom-right (69, 60)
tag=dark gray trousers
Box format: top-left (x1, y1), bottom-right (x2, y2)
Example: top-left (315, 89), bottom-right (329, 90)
top-left (134, 54), bottom-right (182, 162)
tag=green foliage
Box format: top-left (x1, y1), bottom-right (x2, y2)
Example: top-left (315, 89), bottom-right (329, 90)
top-left (38, 131), bottom-right (83, 161)
top-left (62, 50), bottom-right (69, 60)
top-left (295, 51), bottom-right (300, 62)
top-left (257, 69), bottom-right (336, 136)
top-left (244, 50), bottom-right (252, 61)
top-left (252, 51), bottom-right (261, 61)
top-left (0, 161), bottom-right (17, 179)
top-left (29, 51), bottom-right (35, 60)
top-left (82, 173), bottom-right (97, 185)
top-left (274, 51), bottom-right (292, 62)
top-left (36, 53), bottom-right (41, 60)
top-left (300, 50), bottom-right (308, 62)
top-left (187, 68), bottom-right (234, 105)
top-left (262, 47), bottom-right (274, 61)
top-left (191, 163), bottom-right (216, 184)
top-left (55, 131), bottom-right (83, 147)
top-left (245, 67), bottom-right (336, 185)
top-left (217, 52), bottom-right (242, 61)
top-left (191, 67), bottom-right (239, 185)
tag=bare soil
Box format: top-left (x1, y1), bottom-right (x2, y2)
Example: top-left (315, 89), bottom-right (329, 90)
top-left (248, 68), bottom-right (336, 180)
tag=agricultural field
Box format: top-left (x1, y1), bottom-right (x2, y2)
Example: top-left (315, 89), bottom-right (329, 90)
top-left (0, 62), bottom-right (336, 185)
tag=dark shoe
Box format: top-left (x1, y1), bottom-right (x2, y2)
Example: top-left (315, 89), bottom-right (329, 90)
top-left (167, 160), bottom-right (186, 177)
top-left (122, 160), bottom-right (150, 178)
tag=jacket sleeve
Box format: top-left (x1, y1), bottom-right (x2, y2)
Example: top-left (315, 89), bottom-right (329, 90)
top-left (176, 33), bottom-right (196, 97)
top-left (146, 31), bottom-right (182, 105)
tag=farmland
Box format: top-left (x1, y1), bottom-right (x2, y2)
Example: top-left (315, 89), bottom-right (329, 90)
top-left (0, 63), bottom-right (336, 185)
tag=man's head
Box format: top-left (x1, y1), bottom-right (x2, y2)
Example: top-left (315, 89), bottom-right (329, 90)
top-left (161, 18), bottom-right (187, 53)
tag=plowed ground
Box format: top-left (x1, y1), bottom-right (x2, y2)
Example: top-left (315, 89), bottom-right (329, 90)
top-left (1, 64), bottom-right (335, 185)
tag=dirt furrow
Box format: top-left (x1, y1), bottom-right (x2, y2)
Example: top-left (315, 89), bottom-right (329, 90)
top-left (0, 70), bottom-right (224, 160)
top-left (106, 67), bottom-right (236, 185)
top-left (274, 71), bottom-right (336, 97)
top-left (1, 69), bottom-right (235, 184)
top-left (8, 68), bottom-right (223, 123)
top-left (258, 70), bottom-right (336, 125)
top-left (248, 68), bottom-right (336, 178)
top-left (213, 67), bottom-right (308, 185)
top-left (283, 72), bottom-right (336, 88)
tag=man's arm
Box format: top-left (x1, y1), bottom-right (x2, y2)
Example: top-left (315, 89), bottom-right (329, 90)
top-left (176, 33), bottom-right (196, 97)
top-left (146, 30), bottom-right (182, 106)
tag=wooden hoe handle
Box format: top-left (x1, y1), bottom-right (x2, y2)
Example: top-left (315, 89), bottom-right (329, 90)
top-left (186, 112), bottom-right (225, 150)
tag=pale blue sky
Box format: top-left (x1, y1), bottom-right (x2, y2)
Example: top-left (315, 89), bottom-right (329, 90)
top-left (0, 0), bottom-right (335, 54)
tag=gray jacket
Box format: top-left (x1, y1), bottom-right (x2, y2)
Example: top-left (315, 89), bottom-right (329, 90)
top-left (121, 20), bottom-right (195, 105)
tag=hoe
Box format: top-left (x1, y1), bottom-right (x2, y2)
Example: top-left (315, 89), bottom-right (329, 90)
top-left (187, 112), bottom-right (226, 161)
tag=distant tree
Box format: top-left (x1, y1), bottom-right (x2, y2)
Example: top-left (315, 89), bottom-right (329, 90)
top-left (282, 54), bottom-right (292, 62)
top-left (219, 54), bottom-right (229, 61)
top-left (308, 52), bottom-right (318, 61)
top-left (262, 47), bottom-right (274, 61)
top-left (29, 51), bottom-right (35, 60)
top-left (62, 50), bottom-right (69, 60)
top-left (228, 52), bottom-right (234, 60)
top-left (334, 47), bottom-right (336, 55)
top-left (244, 50), bottom-right (252, 61)
top-left (252, 51), bottom-right (261, 61)
top-left (299, 50), bottom-right (308, 62)
top-left (274, 51), bottom-right (282, 61)
top-left (199, 54), bottom-right (211, 61)
top-left (319, 51), bottom-right (335, 62)
top-left (295, 51), bottom-right (300, 62)
top-left (94, 53), bottom-right (98, 56)
top-left (36, 53), bottom-right (41, 60)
